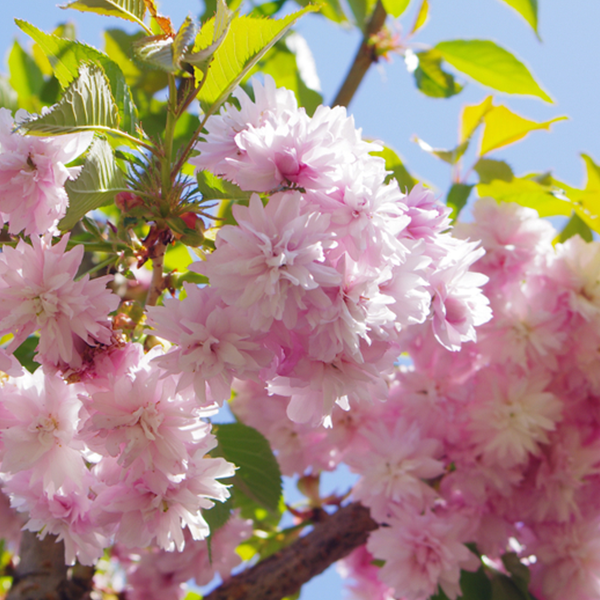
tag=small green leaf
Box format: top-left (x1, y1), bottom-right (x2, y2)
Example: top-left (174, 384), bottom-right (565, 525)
top-left (13, 336), bottom-right (40, 374)
top-left (8, 40), bottom-right (44, 112)
top-left (371, 145), bottom-right (416, 191)
top-left (498, 0), bottom-right (539, 38)
top-left (414, 137), bottom-right (469, 165)
top-left (413, 49), bottom-right (463, 98)
top-left (435, 39), bottom-right (552, 102)
top-left (17, 20), bottom-right (138, 134)
top-left (19, 63), bottom-right (120, 137)
top-left (461, 566), bottom-right (493, 600)
top-left (474, 158), bottom-right (514, 184)
top-left (480, 105), bottom-right (566, 155)
top-left (447, 183), bottom-right (473, 219)
top-left (195, 6), bottom-right (318, 115)
top-left (214, 422), bottom-right (282, 512)
top-left (60, 137), bottom-right (127, 230)
top-left (61, 0), bottom-right (148, 32)
top-left (460, 95), bottom-right (493, 143)
top-left (381, 0), bottom-right (410, 19)
top-left (410, 0), bottom-right (429, 33)
top-left (197, 171), bottom-right (253, 202)
top-left (560, 212), bottom-right (593, 243)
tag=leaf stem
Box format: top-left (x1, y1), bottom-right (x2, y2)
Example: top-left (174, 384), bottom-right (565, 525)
top-left (332, 0), bottom-right (388, 108)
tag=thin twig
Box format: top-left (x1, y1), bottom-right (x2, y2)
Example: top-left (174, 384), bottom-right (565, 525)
top-left (332, 0), bottom-right (388, 108)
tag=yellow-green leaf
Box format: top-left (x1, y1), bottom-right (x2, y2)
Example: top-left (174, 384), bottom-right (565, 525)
top-left (195, 7), bottom-right (318, 115)
top-left (381, 0), bottom-right (410, 19)
top-left (582, 153), bottom-right (600, 192)
top-left (459, 95), bottom-right (493, 143)
top-left (371, 145), bottom-right (416, 191)
top-left (61, 0), bottom-right (149, 32)
top-left (410, 0), bottom-right (429, 34)
top-left (479, 105), bottom-right (566, 155)
top-left (8, 40), bottom-right (44, 113)
top-left (435, 39), bottom-right (552, 102)
top-left (413, 49), bottom-right (463, 98)
top-left (498, 0), bottom-right (539, 38)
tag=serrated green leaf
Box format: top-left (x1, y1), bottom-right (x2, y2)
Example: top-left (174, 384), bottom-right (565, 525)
top-left (8, 40), bottom-right (44, 112)
top-left (214, 422), bottom-right (282, 512)
top-left (197, 171), bottom-right (253, 202)
top-left (381, 0), bottom-right (409, 19)
top-left (61, 0), bottom-right (148, 32)
top-left (447, 183), bottom-right (473, 219)
top-left (19, 63), bottom-right (120, 137)
top-left (59, 137), bottom-right (127, 230)
top-left (371, 145), bottom-right (416, 191)
top-left (474, 158), bottom-right (514, 184)
top-left (559, 212), bottom-right (593, 243)
top-left (17, 20), bottom-right (138, 134)
top-left (480, 105), bottom-right (566, 155)
top-left (195, 6), bottom-right (318, 115)
top-left (435, 39), bottom-right (552, 102)
top-left (498, 0), bottom-right (539, 38)
top-left (413, 49), bottom-right (463, 98)
top-left (477, 178), bottom-right (572, 217)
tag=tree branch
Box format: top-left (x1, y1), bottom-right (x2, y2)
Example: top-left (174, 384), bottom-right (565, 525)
top-left (204, 502), bottom-right (378, 600)
top-left (332, 0), bottom-right (388, 108)
top-left (145, 239), bottom-right (167, 307)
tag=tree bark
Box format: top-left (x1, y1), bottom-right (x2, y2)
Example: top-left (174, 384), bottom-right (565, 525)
top-left (7, 532), bottom-right (93, 600)
top-left (204, 502), bottom-right (378, 600)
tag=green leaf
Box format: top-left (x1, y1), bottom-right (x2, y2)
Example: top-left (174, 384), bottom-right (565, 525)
top-left (498, 0), bottom-right (539, 38)
top-left (447, 183), bottom-right (473, 219)
top-left (474, 158), bottom-right (514, 184)
top-left (460, 566), bottom-right (493, 600)
top-left (17, 20), bottom-right (138, 134)
top-left (19, 63), bottom-right (120, 137)
top-left (559, 212), bottom-right (593, 243)
top-left (490, 573), bottom-right (529, 600)
top-left (13, 336), bottom-right (40, 374)
top-left (414, 137), bottom-right (469, 165)
top-left (60, 0), bottom-right (148, 32)
top-left (197, 170), bottom-right (253, 202)
top-left (0, 76), bottom-right (18, 113)
top-left (435, 40), bottom-right (552, 102)
top-left (59, 137), bottom-right (127, 230)
top-left (410, 0), bottom-right (429, 33)
top-left (480, 105), bottom-right (566, 155)
top-left (582, 153), bottom-right (600, 191)
top-left (371, 145), bottom-right (416, 191)
top-left (381, 0), bottom-right (410, 19)
top-left (195, 6), bottom-right (318, 115)
top-left (254, 37), bottom-right (323, 115)
top-left (214, 422), bottom-right (282, 512)
top-left (477, 178), bottom-right (573, 218)
top-left (8, 40), bottom-right (44, 112)
top-left (413, 49), bottom-right (463, 98)
top-left (460, 95), bottom-right (493, 143)
top-left (203, 495), bottom-right (233, 534)
top-left (547, 176), bottom-right (600, 234)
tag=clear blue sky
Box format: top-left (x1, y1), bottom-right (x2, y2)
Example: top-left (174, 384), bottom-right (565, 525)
top-left (1, 1), bottom-right (599, 599)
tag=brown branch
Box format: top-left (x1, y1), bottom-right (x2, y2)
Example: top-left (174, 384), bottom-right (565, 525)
top-left (332, 0), bottom-right (388, 108)
top-left (145, 239), bottom-right (167, 307)
top-left (204, 502), bottom-right (378, 600)
top-left (7, 531), bottom-right (92, 600)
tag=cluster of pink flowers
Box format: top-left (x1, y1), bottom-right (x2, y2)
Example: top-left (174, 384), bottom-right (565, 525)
top-left (148, 76), bottom-right (491, 429)
top-left (234, 195), bottom-right (600, 600)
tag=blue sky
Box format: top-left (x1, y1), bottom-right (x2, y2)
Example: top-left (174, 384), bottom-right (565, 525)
top-left (1, 1), bottom-right (598, 598)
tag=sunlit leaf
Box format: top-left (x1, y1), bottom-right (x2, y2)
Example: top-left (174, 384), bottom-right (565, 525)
top-left (435, 39), bottom-right (552, 102)
top-left (460, 95), bottom-right (493, 143)
top-left (381, 0), bottom-right (409, 19)
top-left (59, 137), bottom-right (127, 230)
top-left (582, 153), bottom-right (600, 191)
top-left (19, 63), bottom-right (120, 137)
top-left (8, 39), bottom-right (44, 113)
top-left (197, 171), bottom-right (252, 202)
top-left (480, 105), bottom-right (566, 155)
top-left (498, 0), bottom-right (539, 38)
top-left (371, 145), bottom-right (416, 191)
top-left (61, 0), bottom-right (148, 31)
top-left (474, 157), bottom-right (514, 183)
top-left (413, 49), bottom-right (463, 98)
top-left (550, 176), bottom-right (600, 235)
top-left (17, 20), bottom-right (138, 134)
top-left (214, 423), bottom-right (282, 512)
top-left (410, 0), bottom-right (429, 33)
top-left (195, 6), bottom-right (318, 115)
